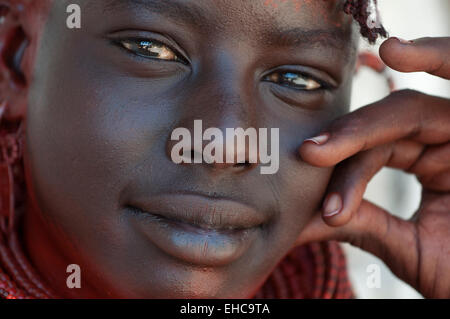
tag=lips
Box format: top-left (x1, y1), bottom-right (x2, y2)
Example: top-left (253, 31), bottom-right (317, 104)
top-left (126, 193), bottom-right (267, 266)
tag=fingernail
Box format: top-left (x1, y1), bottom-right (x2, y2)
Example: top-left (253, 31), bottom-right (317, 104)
top-left (323, 193), bottom-right (342, 217)
top-left (396, 37), bottom-right (414, 45)
top-left (304, 133), bottom-right (330, 146)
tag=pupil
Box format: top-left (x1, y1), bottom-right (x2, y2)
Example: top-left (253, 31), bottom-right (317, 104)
top-left (284, 73), bottom-right (297, 80)
top-left (139, 41), bottom-right (154, 49)
top-left (138, 41), bottom-right (161, 58)
top-left (283, 73), bottom-right (306, 87)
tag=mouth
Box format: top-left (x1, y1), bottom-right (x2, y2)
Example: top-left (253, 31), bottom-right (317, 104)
top-left (126, 193), bottom-right (267, 267)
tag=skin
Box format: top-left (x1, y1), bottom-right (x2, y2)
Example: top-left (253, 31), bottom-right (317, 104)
top-left (0, 0), bottom-right (448, 298)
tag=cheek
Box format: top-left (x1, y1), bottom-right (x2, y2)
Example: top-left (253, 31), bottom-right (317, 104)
top-left (25, 79), bottom-right (132, 219)
top-left (264, 111), bottom-right (340, 248)
top-left (24, 39), bottom-right (198, 296)
top-left (270, 149), bottom-right (334, 248)
top-left (284, 163), bottom-right (332, 226)
top-left (25, 29), bottom-right (174, 221)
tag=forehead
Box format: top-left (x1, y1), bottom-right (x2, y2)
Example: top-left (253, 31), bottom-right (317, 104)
top-left (53, 0), bottom-right (355, 40)
top-left (99, 0), bottom-right (348, 25)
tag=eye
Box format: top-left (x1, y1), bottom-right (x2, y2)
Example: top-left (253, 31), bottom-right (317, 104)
top-left (263, 71), bottom-right (323, 91)
top-left (118, 38), bottom-right (188, 64)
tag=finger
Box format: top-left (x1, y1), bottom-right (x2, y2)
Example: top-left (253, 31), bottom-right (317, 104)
top-left (295, 141), bottom-right (419, 243)
top-left (295, 210), bottom-right (335, 245)
top-left (409, 142), bottom-right (450, 191)
top-left (413, 145), bottom-right (450, 192)
top-left (296, 199), bottom-right (419, 291)
top-left (320, 139), bottom-right (426, 226)
top-left (320, 146), bottom-right (390, 227)
top-left (299, 90), bottom-right (450, 167)
top-left (380, 37), bottom-right (450, 79)
top-left (422, 170), bottom-right (450, 191)
top-left (296, 198), bottom-right (414, 257)
top-left (321, 139), bottom-right (450, 227)
top-left (298, 140), bottom-right (448, 240)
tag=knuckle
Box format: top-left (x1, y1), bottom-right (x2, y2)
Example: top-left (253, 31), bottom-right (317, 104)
top-left (329, 114), bottom-right (363, 137)
top-left (389, 89), bottom-right (427, 134)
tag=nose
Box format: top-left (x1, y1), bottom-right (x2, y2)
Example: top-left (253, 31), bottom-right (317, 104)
top-left (166, 48), bottom-right (260, 173)
top-left (166, 120), bottom-right (260, 173)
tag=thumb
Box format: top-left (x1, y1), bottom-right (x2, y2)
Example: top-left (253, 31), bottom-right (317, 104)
top-left (296, 200), bottom-right (418, 285)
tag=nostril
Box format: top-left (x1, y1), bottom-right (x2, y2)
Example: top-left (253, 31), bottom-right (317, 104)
top-left (234, 161), bottom-right (251, 169)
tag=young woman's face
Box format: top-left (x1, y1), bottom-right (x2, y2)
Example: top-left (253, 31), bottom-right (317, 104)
top-left (23, 0), bottom-right (358, 298)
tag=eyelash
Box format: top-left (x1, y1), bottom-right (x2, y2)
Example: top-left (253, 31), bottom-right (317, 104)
top-left (115, 38), bottom-right (329, 92)
top-left (116, 38), bottom-right (189, 65)
top-left (263, 71), bottom-right (328, 92)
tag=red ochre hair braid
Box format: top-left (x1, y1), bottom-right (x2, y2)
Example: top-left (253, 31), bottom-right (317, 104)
top-left (344, 0), bottom-right (387, 44)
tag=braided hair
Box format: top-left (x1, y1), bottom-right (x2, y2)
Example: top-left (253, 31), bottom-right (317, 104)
top-left (344, 0), bottom-right (387, 43)
top-left (265, 0), bottom-right (388, 44)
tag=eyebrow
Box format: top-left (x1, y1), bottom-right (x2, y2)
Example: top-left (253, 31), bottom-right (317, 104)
top-left (268, 27), bottom-right (348, 50)
top-left (103, 0), bottom-right (211, 27)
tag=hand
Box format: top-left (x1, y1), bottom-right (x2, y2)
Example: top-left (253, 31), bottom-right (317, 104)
top-left (297, 37), bottom-right (450, 298)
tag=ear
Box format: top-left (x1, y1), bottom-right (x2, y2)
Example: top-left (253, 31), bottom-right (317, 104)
top-left (0, 1), bottom-right (31, 121)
